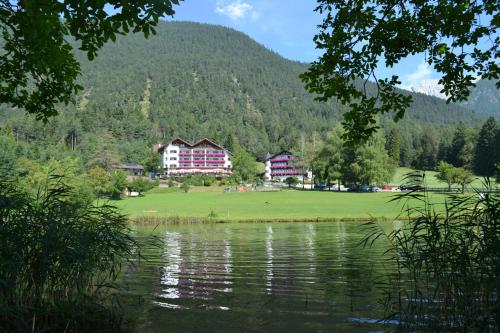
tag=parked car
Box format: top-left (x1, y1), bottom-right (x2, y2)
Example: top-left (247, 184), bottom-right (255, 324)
top-left (348, 185), bottom-right (371, 192)
top-left (370, 186), bottom-right (381, 192)
top-left (359, 185), bottom-right (371, 192)
top-left (314, 184), bottom-right (326, 190)
top-left (400, 184), bottom-right (421, 191)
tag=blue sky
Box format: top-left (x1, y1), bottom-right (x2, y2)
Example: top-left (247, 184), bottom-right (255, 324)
top-left (169, 0), bottom-right (440, 89)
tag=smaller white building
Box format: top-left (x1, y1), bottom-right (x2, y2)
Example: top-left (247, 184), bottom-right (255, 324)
top-left (264, 151), bottom-right (305, 181)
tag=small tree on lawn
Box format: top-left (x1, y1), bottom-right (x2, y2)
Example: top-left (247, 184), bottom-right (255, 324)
top-left (129, 178), bottom-right (151, 196)
top-left (109, 170), bottom-right (127, 199)
top-left (435, 161), bottom-right (458, 191)
top-left (142, 151), bottom-right (160, 175)
top-left (455, 168), bottom-right (475, 194)
top-left (285, 177), bottom-right (299, 188)
top-left (87, 167), bottom-right (111, 197)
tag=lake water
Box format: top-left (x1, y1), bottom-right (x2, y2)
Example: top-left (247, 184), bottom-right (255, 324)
top-left (120, 222), bottom-right (399, 332)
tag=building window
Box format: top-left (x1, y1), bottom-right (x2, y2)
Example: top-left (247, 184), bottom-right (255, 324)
top-left (170, 157), bottom-right (177, 160)
top-left (169, 164), bottom-right (177, 168)
top-left (170, 150), bottom-right (177, 153)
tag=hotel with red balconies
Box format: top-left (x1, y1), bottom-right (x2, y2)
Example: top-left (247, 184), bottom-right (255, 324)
top-left (156, 138), bottom-right (232, 177)
top-left (264, 150), bottom-right (306, 181)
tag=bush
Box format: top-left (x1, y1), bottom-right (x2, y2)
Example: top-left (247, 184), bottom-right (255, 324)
top-left (128, 177), bottom-right (155, 195)
top-left (189, 175), bottom-right (204, 186)
top-left (0, 174), bottom-right (137, 332)
top-left (202, 175), bottom-right (216, 186)
top-left (109, 170), bottom-right (128, 199)
top-left (180, 181), bottom-right (190, 193)
top-left (285, 176), bottom-right (299, 188)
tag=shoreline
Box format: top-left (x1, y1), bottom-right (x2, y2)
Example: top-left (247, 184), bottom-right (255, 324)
top-left (131, 215), bottom-right (397, 225)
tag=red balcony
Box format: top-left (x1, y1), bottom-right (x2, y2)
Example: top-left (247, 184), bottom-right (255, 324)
top-left (271, 171), bottom-right (302, 176)
top-left (270, 157), bottom-right (292, 163)
top-left (177, 166), bottom-right (229, 170)
top-left (271, 165), bottom-right (294, 169)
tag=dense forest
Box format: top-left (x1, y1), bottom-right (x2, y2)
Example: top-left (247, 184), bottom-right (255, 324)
top-left (0, 21), bottom-right (488, 168)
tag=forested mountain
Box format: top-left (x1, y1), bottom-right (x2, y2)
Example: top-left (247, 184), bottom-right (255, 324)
top-left (461, 79), bottom-right (499, 119)
top-left (0, 21), bottom-right (483, 165)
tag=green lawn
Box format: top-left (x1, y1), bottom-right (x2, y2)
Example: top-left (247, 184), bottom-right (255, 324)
top-left (391, 167), bottom-right (484, 188)
top-left (115, 190), bottom-right (446, 221)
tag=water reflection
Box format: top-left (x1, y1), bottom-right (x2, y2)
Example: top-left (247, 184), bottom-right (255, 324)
top-left (265, 226), bottom-right (273, 293)
top-left (124, 222), bottom-right (394, 333)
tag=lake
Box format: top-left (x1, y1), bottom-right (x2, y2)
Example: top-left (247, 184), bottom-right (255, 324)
top-left (120, 221), bottom-right (399, 332)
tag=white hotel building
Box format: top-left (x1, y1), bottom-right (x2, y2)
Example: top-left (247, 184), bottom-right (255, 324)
top-left (157, 138), bottom-right (232, 177)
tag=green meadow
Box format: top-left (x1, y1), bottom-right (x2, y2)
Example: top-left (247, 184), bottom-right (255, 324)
top-left (114, 168), bottom-right (487, 222)
top-left (115, 189), bottom-right (447, 222)
top-left (391, 167), bottom-right (485, 188)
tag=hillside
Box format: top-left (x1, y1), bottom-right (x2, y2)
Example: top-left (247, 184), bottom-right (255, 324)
top-left (461, 79), bottom-right (499, 119)
top-left (0, 21), bottom-right (483, 163)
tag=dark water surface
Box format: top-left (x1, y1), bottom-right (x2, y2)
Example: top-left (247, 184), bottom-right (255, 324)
top-left (120, 222), bottom-right (398, 332)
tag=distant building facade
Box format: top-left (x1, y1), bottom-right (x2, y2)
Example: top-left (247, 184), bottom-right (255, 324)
top-left (110, 163), bottom-right (144, 176)
top-left (264, 151), bottom-right (305, 181)
top-left (157, 138), bottom-right (232, 177)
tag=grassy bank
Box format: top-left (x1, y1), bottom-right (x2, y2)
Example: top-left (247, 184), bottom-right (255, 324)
top-left (115, 190), bottom-right (448, 223)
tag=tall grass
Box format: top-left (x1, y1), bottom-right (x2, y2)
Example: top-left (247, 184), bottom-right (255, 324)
top-left (363, 171), bottom-right (499, 332)
top-left (0, 174), bottom-right (138, 332)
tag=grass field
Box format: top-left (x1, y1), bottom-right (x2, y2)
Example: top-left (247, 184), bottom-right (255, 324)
top-left (391, 167), bottom-right (484, 188)
top-left (114, 166), bottom-right (485, 223)
top-left (115, 189), bottom-right (448, 222)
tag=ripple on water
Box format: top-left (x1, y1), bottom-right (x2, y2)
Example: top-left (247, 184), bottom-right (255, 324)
top-left (121, 222), bottom-right (396, 333)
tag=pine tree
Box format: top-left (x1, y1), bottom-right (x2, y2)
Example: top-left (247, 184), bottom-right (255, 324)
top-left (448, 122), bottom-right (475, 168)
top-left (474, 117), bottom-right (500, 176)
top-left (415, 131), bottom-right (438, 170)
top-left (385, 128), bottom-right (401, 166)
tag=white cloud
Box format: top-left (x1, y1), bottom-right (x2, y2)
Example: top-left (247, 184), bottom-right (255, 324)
top-left (215, 1), bottom-right (255, 21)
top-left (401, 61), bottom-right (446, 99)
top-left (405, 62), bottom-right (433, 87)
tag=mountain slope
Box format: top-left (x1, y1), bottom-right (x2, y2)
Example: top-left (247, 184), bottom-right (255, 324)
top-left (461, 79), bottom-right (499, 119)
top-left (0, 21), bottom-right (483, 161)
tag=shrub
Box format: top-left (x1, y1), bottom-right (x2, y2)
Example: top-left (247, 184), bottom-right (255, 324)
top-left (202, 175), bottom-right (216, 186)
top-left (0, 174), bottom-right (137, 332)
top-left (180, 181), bottom-right (190, 193)
top-left (109, 170), bottom-right (128, 199)
top-left (285, 176), bottom-right (299, 188)
top-left (128, 177), bottom-right (154, 195)
top-left (189, 175), bottom-right (204, 186)
top-left (207, 209), bottom-right (218, 218)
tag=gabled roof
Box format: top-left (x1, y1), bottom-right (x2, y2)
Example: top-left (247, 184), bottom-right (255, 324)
top-left (266, 150), bottom-right (294, 161)
top-left (152, 143), bottom-right (164, 153)
top-left (157, 137), bottom-right (230, 153)
top-left (171, 137), bottom-right (191, 146)
top-left (192, 138), bottom-right (225, 150)
top-left (111, 163), bottom-right (144, 170)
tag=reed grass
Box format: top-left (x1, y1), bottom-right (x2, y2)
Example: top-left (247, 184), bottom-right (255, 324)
top-left (0, 174), bottom-right (138, 333)
top-left (363, 172), bottom-right (499, 332)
